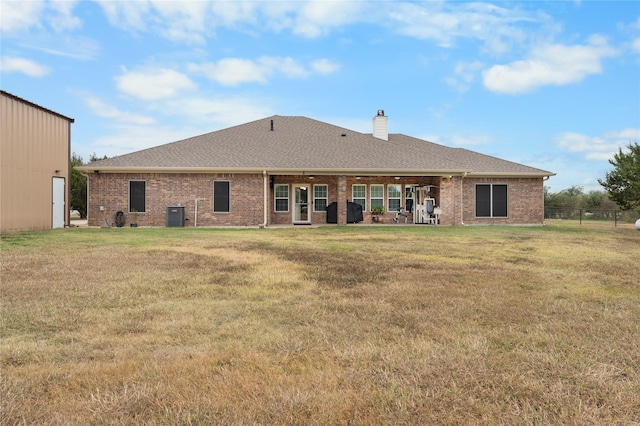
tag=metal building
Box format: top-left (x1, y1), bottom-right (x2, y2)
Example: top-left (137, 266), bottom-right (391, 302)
top-left (1, 90), bottom-right (74, 232)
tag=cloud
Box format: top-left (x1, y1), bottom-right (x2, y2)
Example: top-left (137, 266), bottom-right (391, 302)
top-left (82, 94), bottom-right (156, 125)
top-left (163, 96), bottom-right (275, 126)
top-left (188, 56), bottom-right (339, 86)
top-left (47, 0), bottom-right (82, 32)
top-left (310, 58), bottom-right (340, 75)
top-left (483, 35), bottom-right (618, 94)
top-left (188, 58), bottom-right (267, 86)
top-left (0, 1), bottom-right (46, 33)
top-left (445, 60), bottom-right (484, 92)
top-left (95, 0), bottom-right (218, 44)
top-left (142, 1), bottom-right (217, 44)
top-left (93, 0), bottom-right (150, 33)
top-left (1, 1), bottom-right (96, 61)
top-left (115, 67), bottom-right (196, 100)
top-left (388, 2), bottom-right (547, 54)
top-left (92, 1), bottom-right (366, 41)
top-left (90, 124), bottom-right (199, 157)
top-left (210, 1), bottom-right (262, 27)
top-left (86, 95), bottom-right (275, 157)
top-left (92, 1), bottom-right (354, 41)
top-left (23, 35), bottom-right (100, 61)
top-left (258, 56), bottom-right (308, 79)
top-left (291, 1), bottom-right (367, 38)
top-left (428, 133), bottom-right (494, 147)
top-left (90, 0), bottom-right (548, 50)
top-left (555, 128), bottom-right (640, 161)
top-left (0, 0), bottom-right (80, 33)
top-left (0, 56), bottom-right (50, 77)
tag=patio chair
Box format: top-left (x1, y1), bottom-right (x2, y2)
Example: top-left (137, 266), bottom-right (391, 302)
top-left (393, 208), bottom-right (409, 224)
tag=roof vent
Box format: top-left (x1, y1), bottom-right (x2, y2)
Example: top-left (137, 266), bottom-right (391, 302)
top-left (270, 120), bottom-right (274, 131)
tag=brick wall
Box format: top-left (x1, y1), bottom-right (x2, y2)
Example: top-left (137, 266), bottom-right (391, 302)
top-left (87, 173), bottom-right (264, 227)
top-left (438, 177), bottom-right (458, 226)
top-left (87, 172), bottom-right (545, 227)
top-left (461, 177), bottom-right (545, 225)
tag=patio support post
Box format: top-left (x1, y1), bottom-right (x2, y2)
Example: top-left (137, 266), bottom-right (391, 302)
top-left (337, 175), bottom-right (347, 225)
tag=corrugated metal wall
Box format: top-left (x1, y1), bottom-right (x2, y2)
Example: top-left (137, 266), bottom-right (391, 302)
top-left (1, 92), bottom-right (73, 232)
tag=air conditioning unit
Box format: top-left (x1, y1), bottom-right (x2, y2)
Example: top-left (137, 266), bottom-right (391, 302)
top-left (166, 206), bottom-right (185, 227)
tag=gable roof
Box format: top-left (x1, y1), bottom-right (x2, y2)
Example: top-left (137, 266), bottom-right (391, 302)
top-left (78, 115), bottom-right (554, 177)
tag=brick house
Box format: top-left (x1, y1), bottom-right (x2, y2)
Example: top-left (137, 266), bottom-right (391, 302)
top-left (78, 111), bottom-right (554, 227)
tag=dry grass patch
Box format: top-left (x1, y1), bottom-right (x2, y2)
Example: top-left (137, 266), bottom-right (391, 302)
top-left (1, 223), bottom-right (639, 424)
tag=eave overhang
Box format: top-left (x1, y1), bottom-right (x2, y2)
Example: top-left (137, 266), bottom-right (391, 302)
top-left (76, 166), bottom-right (475, 176)
top-left (465, 171), bottom-right (557, 178)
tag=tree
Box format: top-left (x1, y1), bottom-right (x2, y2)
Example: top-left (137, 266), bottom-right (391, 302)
top-left (89, 153), bottom-right (108, 163)
top-left (580, 190), bottom-right (617, 211)
top-left (598, 142), bottom-right (640, 210)
top-left (70, 153), bottom-right (87, 218)
top-left (70, 153), bottom-right (108, 218)
top-left (560, 185), bottom-right (584, 210)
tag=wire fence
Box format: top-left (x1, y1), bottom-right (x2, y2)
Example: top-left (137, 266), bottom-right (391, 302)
top-left (544, 208), bottom-right (640, 226)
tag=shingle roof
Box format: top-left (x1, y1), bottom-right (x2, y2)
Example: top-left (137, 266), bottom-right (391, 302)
top-left (78, 115), bottom-right (554, 177)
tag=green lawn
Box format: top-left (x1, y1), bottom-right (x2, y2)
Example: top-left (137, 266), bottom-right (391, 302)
top-left (1, 222), bottom-right (639, 424)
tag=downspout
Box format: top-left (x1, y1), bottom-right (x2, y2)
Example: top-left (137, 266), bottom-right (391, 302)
top-left (194, 199), bottom-right (198, 227)
top-left (66, 121), bottom-right (72, 228)
top-left (79, 170), bottom-right (90, 225)
top-left (460, 172), bottom-right (468, 225)
top-left (259, 171), bottom-right (268, 228)
top-left (543, 176), bottom-right (550, 224)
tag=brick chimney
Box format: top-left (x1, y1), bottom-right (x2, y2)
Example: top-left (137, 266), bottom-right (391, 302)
top-left (372, 110), bottom-right (388, 141)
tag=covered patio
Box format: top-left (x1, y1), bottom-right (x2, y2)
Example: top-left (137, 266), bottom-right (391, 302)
top-left (267, 174), bottom-right (452, 226)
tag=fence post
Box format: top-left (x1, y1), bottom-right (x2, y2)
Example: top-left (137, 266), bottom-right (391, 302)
top-left (579, 209), bottom-right (582, 225)
top-left (614, 210), bottom-right (618, 227)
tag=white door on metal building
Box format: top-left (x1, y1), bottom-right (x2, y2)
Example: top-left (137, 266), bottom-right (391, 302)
top-left (52, 177), bottom-right (65, 228)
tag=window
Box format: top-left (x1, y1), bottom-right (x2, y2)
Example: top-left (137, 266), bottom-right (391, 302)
top-left (129, 180), bottom-right (145, 213)
top-left (476, 184), bottom-right (508, 217)
top-left (275, 184), bottom-right (289, 212)
top-left (314, 184), bottom-right (328, 212)
top-left (388, 184), bottom-right (401, 212)
top-left (353, 184), bottom-right (366, 211)
top-left (370, 184), bottom-right (384, 211)
top-left (213, 181), bottom-right (230, 213)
